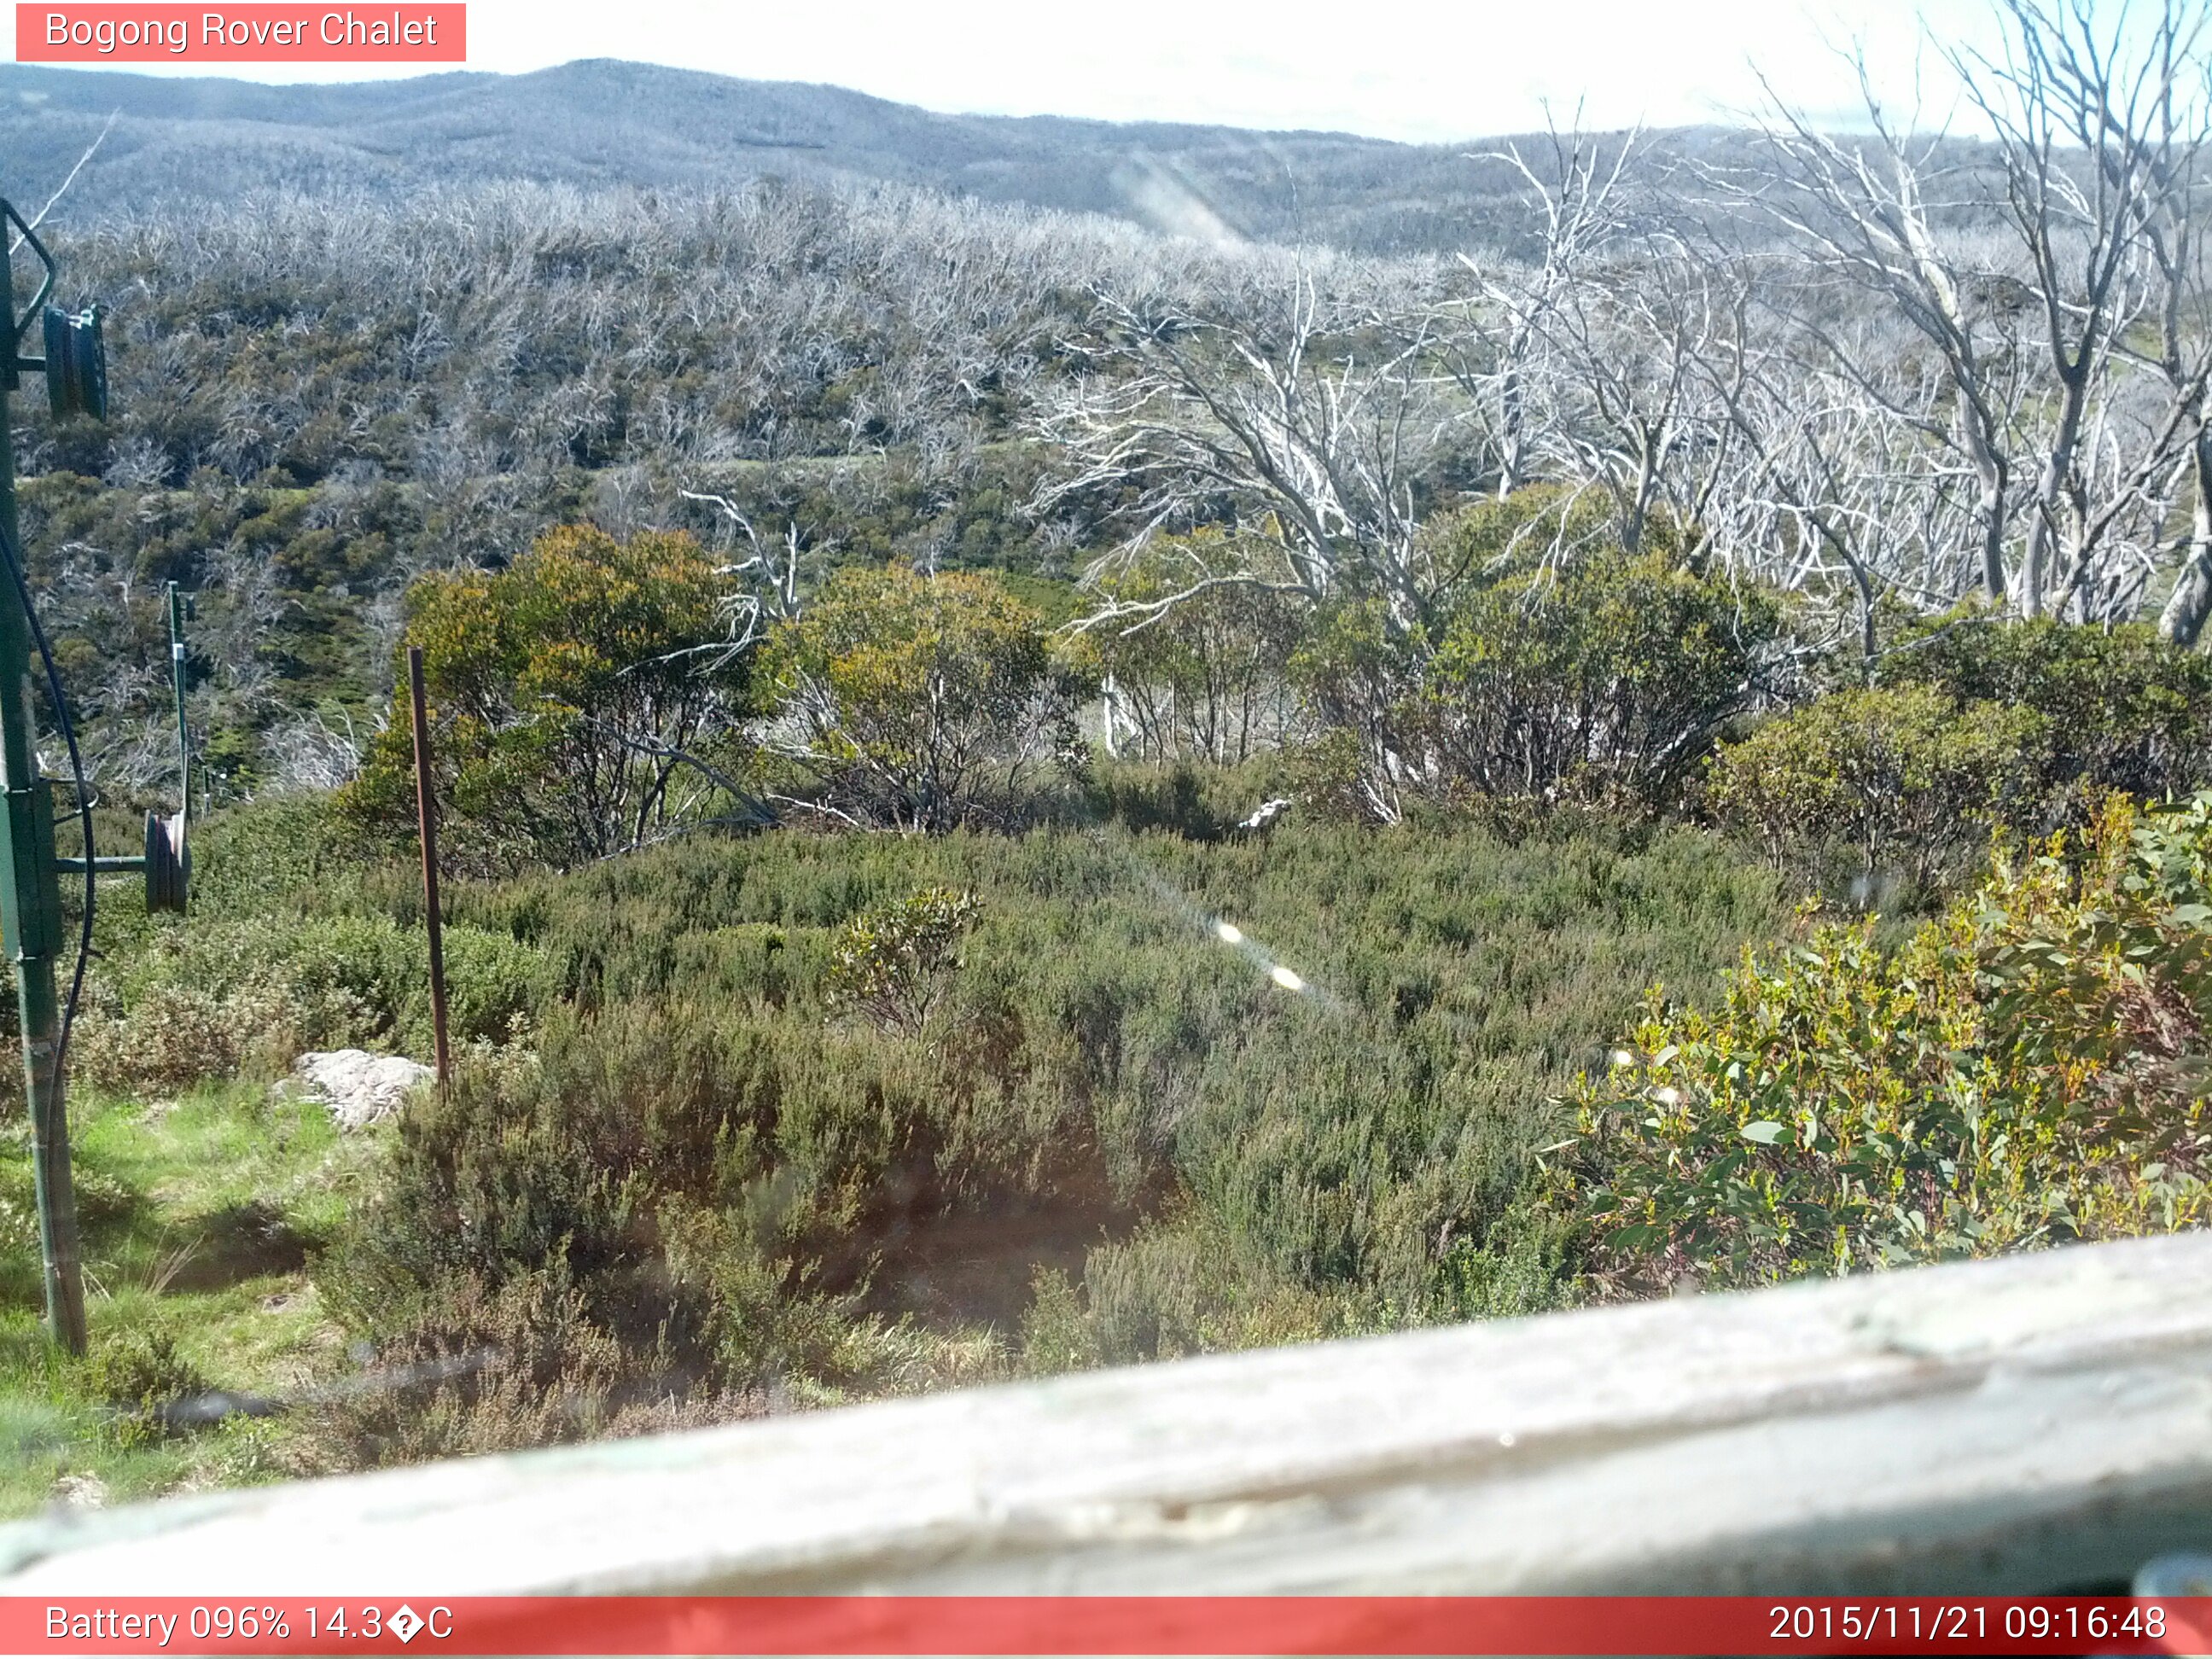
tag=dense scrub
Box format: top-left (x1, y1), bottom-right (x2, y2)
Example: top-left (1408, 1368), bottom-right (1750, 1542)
top-left (44, 795), bottom-right (1790, 1464)
top-left (1705, 619), bottom-right (2212, 898)
top-left (10, 182), bottom-right (1170, 803)
top-left (9, 22), bottom-right (2212, 1499)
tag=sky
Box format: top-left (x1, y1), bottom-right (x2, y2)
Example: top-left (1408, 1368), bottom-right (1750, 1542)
top-left (5, 0), bottom-right (2012, 143)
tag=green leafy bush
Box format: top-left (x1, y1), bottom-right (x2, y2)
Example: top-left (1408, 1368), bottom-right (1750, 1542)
top-left (82, 1330), bottom-right (213, 1447)
top-left (187, 794), bottom-right (375, 920)
top-left (1090, 529), bottom-right (1303, 765)
top-left (765, 565), bottom-right (1091, 831)
top-left (73, 913), bottom-right (550, 1093)
top-left (825, 888), bottom-right (981, 1033)
top-left (1288, 492), bottom-right (1790, 820)
top-left (342, 524), bottom-right (754, 873)
top-left (299, 812), bottom-right (1790, 1450)
top-left (1552, 794), bottom-right (2212, 1295)
top-left (1705, 684), bottom-right (2046, 891)
top-left (312, 992), bottom-right (1000, 1454)
top-left (1048, 1218), bottom-right (1345, 1365)
top-left (1287, 603), bottom-right (1427, 823)
top-left (1421, 543), bottom-right (1785, 810)
top-left (1877, 614), bottom-right (2212, 824)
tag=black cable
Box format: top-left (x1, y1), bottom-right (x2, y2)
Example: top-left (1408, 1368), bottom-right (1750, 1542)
top-left (0, 513), bottom-right (96, 1086)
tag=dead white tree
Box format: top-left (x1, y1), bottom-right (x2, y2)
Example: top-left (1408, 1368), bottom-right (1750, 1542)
top-left (1447, 121), bottom-right (1643, 500)
top-left (1707, 309), bottom-right (1988, 665)
top-left (1739, 61), bottom-right (2032, 607)
top-left (678, 489), bottom-right (815, 655)
top-left (1029, 255), bottom-right (1468, 636)
top-left (1949, 0), bottom-right (2212, 619)
top-left (1521, 230), bottom-right (1759, 563)
top-left (1744, 3), bottom-right (2211, 622)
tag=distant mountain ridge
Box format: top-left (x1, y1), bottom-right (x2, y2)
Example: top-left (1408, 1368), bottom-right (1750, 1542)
top-left (0, 58), bottom-right (1708, 252)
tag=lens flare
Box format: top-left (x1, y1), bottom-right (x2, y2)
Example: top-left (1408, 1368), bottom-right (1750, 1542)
top-left (1216, 920), bottom-right (1244, 945)
top-left (1270, 964), bottom-right (1307, 992)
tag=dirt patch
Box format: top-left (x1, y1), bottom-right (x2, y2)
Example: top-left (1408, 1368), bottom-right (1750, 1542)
top-left (859, 1147), bottom-right (1167, 1334)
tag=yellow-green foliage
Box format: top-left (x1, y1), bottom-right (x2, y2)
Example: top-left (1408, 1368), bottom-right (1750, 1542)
top-left (298, 805), bottom-right (1790, 1457)
top-left (825, 888), bottom-right (981, 1033)
top-left (73, 912), bottom-right (550, 1094)
top-left (1877, 614), bottom-right (2212, 822)
top-left (1090, 529), bottom-right (1304, 765)
top-left (765, 564), bottom-right (1089, 830)
top-left (1290, 491), bottom-right (1790, 819)
top-left (1705, 684), bottom-right (2046, 888)
top-left (1421, 544), bottom-right (1784, 806)
top-left (1556, 795), bottom-right (2212, 1295)
top-left (81, 1330), bottom-right (212, 1448)
top-left (343, 524), bottom-right (751, 871)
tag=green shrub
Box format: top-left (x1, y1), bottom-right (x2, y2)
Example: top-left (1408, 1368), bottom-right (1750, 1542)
top-left (82, 1330), bottom-right (213, 1447)
top-left (1421, 543), bottom-right (1786, 809)
top-left (765, 565), bottom-right (1090, 831)
top-left (188, 794), bottom-right (374, 920)
top-left (1089, 529), bottom-right (1303, 765)
top-left (1877, 614), bottom-right (2212, 824)
top-left (303, 814), bottom-right (1792, 1438)
top-left (316, 992), bottom-right (1000, 1444)
top-left (1083, 756), bottom-right (1289, 840)
top-left (1289, 492), bottom-right (1791, 819)
top-left (1705, 684), bottom-right (2046, 892)
top-left (1552, 794), bottom-right (2212, 1296)
top-left (1067, 1218), bottom-right (1345, 1364)
top-left (825, 888), bottom-right (981, 1033)
top-left (341, 524), bottom-right (754, 874)
top-left (73, 913), bottom-right (551, 1093)
top-left (1288, 600), bottom-right (1431, 824)
top-left (303, 1260), bottom-right (762, 1469)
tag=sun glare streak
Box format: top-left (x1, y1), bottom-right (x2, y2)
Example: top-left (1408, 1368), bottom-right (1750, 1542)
top-left (1107, 843), bottom-right (1336, 1007)
top-left (1212, 917), bottom-right (1310, 994)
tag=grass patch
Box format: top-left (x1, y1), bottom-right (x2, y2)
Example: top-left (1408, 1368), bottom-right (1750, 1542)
top-left (0, 1084), bottom-right (385, 1519)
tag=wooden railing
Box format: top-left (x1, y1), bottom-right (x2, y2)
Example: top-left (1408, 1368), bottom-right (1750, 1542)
top-left (4, 1231), bottom-right (2211, 1594)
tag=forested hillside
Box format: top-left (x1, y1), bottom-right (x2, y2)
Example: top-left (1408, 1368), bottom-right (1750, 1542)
top-left (1, 59), bottom-right (1639, 253)
top-left (4, 60), bottom-right (2017, 254)
top-left (6, 0), bottom-right (2212, 1511)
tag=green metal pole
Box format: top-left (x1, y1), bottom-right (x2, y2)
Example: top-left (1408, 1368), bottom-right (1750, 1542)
top-left (0, 222), bottom-right (86, 1353)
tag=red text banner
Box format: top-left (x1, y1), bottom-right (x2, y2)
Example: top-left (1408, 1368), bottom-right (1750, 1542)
top-left (16, 6), bottom-right (465, 62)
top-left (2, 1596), bottom-right (2208, 1656)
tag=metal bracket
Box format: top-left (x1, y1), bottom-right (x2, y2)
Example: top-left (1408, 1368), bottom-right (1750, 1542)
top-left (42, 304), bottom-right (105, 422)
top-left (0, 782), bottom-right (61, 963)
top-left (1, 204), bottom-right (105, 417)
top-left (0, 201), bottom-right (57, 393)
top-left (144, 810), bottom-right (187, 913)
top-left (41, 585), bottom-right (190, 913)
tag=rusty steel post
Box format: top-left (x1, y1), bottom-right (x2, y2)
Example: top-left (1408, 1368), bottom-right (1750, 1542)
top-left (407, 647), bottom-right (451, 1090)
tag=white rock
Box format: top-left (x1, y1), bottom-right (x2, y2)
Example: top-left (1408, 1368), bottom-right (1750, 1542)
top-left (50, 1474), bottom-right (106, 1511)
top-left (284, 1050), bottom-right (434, 1130)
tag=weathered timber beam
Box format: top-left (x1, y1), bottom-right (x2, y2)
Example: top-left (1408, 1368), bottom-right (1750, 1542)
top-left (5, 1231), bottom-right (2212, 1593)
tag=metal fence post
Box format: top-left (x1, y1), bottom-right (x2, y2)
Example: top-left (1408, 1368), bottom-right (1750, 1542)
top-left (408, 647), bottom-right (451, 1090)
